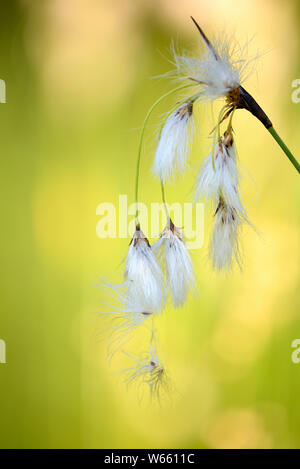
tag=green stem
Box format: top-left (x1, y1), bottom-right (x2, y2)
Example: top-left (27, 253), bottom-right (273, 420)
top-left (268, 127), bottom-right (300, 174)
top-left (227, 106), bottom-right (236, 132)
top-left (135, 83), bottom-right (196, 221)
top-left (160, 179), bottom-right (169, 219)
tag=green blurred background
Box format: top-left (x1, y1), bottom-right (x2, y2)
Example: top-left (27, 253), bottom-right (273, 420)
top-left (0, 0), bottom-right (299, 449)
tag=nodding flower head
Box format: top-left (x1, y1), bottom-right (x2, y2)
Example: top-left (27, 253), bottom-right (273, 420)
top-left (153, 101), bottom-right (194, 183)
top-left (154, 218), bottom-right (195, 308)
top-left (125, 225), bottom-right (166, 313)
top-left (210, 197), bottom-right (242, 271)
top-left (124, 345), bottom-right (169, 400)
top-left (195, 131), bottom-right (245, 214)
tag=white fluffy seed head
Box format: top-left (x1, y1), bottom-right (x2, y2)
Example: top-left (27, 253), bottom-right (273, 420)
top-left (154, 219), bottom-right (195, 307)
top-left (210, 199), bottom-right (242, 271)
top-left (124, 345), bottom-right (169, 400)
top-left (171, 32), bottom-right (257, 102)
top-left (195, 132), bottom-right (245, 214)
top-left (125, 226), bottom-right (165, 312)
top-left (153, 102), bottom-right (194, 183)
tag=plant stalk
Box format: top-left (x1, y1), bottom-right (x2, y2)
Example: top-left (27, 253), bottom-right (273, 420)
top-left (135, 83), bottom-right (196, 221)
top-left (237, 86), bottom-right (299, 174)
top-left (268, 127), bottom-right (300, 174)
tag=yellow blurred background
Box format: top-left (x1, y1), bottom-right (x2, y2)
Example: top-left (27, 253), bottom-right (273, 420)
top-left (0, 0), bottom-right (299, 449)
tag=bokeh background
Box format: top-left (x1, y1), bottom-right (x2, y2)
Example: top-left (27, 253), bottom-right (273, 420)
top-left (0, 0), bottom-right (299, 449)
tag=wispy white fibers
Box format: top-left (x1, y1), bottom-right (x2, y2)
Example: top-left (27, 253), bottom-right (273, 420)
top-left (123, 344), bottom-right (169, 400)
top-left (125, 225), bottom-right (165, 312)
top-left (153, 102), bottom-right (194, 183)
top-left (154, 219), bottom-right (195, 307)
top-left (195, 130), bottom-right (250, 271)
top-left (97, 282), bottom-right (153, 359)
top-left (210, 198), bottom-right (242, 271)
top-left (195, 132), bottom-right (245, 214)
top-left (171, 29), bottom-right (257, 102)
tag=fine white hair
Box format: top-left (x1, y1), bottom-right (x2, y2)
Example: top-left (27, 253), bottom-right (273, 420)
top-left (123, 344), bottom-right (169, 401)
top-left (153, 103), bottom-right (194, 183)
top-left (171, 31), bottom-right (258, 102)
top-left (154, 220), bottom-right (195, 307)
top-left (125, 226), bottom-right (166, 312)
top-left (210, 200), bottom-right (242, 271)
top-left (97, 282), bottom-right (153, 359)
top-left (195, 133), bottom-right (245, 214)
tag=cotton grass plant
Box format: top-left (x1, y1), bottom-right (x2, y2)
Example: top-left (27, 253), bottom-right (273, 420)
top-left (99, 17), bottom-right (299, 400)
